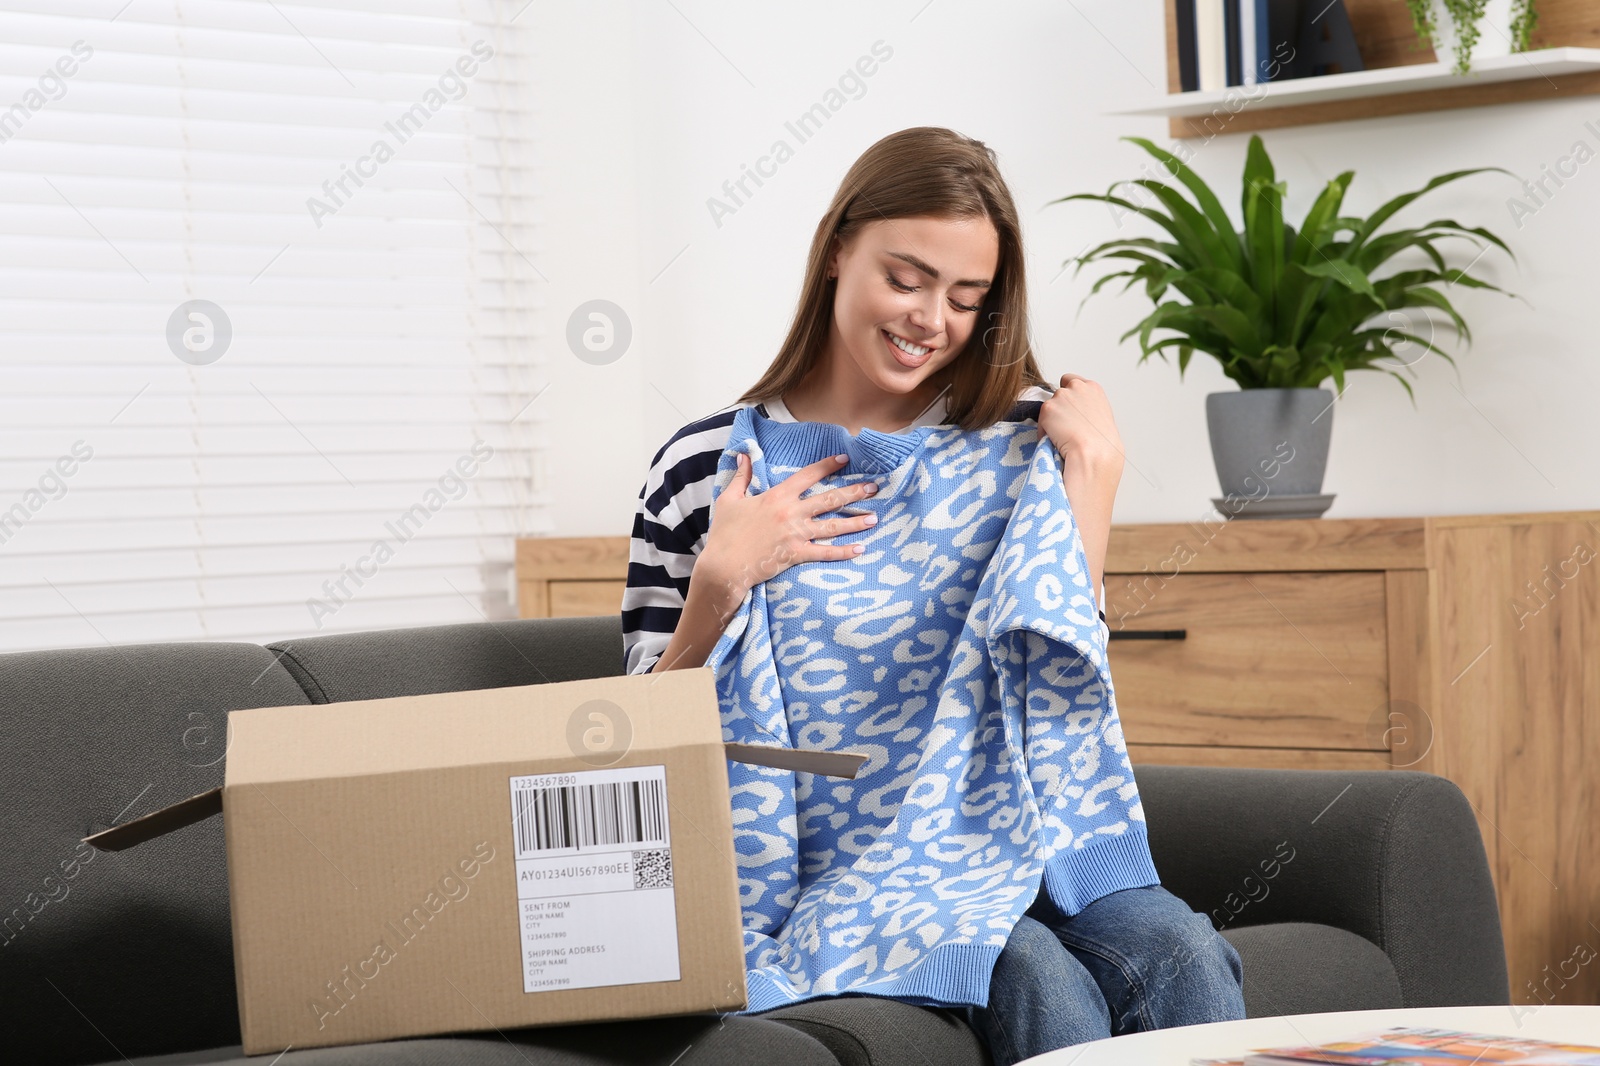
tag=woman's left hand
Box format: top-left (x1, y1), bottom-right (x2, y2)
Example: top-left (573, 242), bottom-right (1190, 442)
top-left (1038, 373), bottom-right (1125, 483)
top-left (1038, 373), bottom-right (1124, 617)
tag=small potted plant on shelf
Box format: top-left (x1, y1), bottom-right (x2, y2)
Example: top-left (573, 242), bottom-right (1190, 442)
top-left (1049, 134), bottom-right (1521, 519)
top-left (1406, 0), bottom-right (1540, 76)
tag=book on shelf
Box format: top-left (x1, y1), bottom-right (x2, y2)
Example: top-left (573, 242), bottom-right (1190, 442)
top-left (1195, 0), bottom-right (1226, 91)
top-left (1175, 0), bottom-right (1360, 92)
top-left (1175, 0), bottom-right (1199, 90)
top-left (1224, 0), bottom-right (1243, 86)
top-left (1189, 1024), bottom-right (1600, 1066)
top-left (1259, 0), bottom-right (1299, 82)
top-left (1239, 0), bottom-right (1257, 85)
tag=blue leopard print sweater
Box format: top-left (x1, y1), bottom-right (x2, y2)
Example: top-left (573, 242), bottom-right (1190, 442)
top-left (703, 400), bottom-right (1162, 1012)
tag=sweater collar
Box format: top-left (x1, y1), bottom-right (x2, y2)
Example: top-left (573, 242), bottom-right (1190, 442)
top-left (746, 403), bottom-right (938, 476)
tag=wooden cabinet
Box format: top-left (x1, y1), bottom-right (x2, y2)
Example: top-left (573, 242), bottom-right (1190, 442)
top-left (1105, 510), bottom-right (1600, 1006)
top-left (517, 509), bottom-right (1600, 1004)
top-left (515, 536), bottom-right (628, 621)
top-left (1109, 571), bottom-right (1390, 753)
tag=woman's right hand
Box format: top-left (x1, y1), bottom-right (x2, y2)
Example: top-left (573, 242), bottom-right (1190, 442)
top-left (697, 452), bottom-right (880, 599)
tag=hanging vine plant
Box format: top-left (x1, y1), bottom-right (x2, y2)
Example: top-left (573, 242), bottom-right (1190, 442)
top-left (1405, 0), bottom-right (1540, 75)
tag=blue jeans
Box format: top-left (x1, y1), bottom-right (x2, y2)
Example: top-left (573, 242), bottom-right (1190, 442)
top-left (962, 883), bottom-right (1247, 1065)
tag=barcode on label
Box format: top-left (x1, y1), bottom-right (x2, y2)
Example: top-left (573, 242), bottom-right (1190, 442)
top-left (511, 775), bottom-right (667, 857)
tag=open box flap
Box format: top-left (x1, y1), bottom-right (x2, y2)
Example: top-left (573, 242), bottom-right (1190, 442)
top-left (83, 786), bottom-right (222, 852)
top-left (723, 741), bottom-right (866, 779)
top-left (82, 741), bottom-right (867, 852)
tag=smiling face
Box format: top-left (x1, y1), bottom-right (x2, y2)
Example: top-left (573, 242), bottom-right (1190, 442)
top-left (819, 213), bottom-right (999, 418)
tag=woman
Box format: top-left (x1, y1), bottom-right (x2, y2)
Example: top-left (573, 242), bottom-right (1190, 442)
top-left (622, 126), bottom-right (1245, 1063)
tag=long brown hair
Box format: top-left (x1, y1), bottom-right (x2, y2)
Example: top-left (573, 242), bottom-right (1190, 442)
top-left (736, 126), bottom-right (1051, 432)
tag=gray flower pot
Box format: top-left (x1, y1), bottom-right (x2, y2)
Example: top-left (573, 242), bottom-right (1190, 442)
top-left (1205, 388), bottom-right (1333, 501)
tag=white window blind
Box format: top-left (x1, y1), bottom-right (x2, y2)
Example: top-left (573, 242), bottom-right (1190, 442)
top-left (0, 0), bottom-right (545, 652)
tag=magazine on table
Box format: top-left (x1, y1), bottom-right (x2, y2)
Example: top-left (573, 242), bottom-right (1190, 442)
top-left (1189, 1025), bottom-right (1600, 1066)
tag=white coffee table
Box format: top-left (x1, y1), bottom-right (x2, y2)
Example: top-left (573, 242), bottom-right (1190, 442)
top-left (1022, 1004), bottom-right (1600, 1065)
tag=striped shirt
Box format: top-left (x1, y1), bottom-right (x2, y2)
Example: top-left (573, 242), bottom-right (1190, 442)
top-left (622, 384), bottom-right (1105, 676)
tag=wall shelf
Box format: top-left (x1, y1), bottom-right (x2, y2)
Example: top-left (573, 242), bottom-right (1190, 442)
top-left (1149, 0), bottom-right (1600, 137)
top-left (1118, 46), bottom-right (1600, 117)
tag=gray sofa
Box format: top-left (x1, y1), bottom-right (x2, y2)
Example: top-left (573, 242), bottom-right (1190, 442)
top-left (2, 614), bottom-right (1511, 1066)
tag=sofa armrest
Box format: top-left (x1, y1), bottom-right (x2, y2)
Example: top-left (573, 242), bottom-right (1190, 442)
top-left (1132, 764), bottom-right (1510, 1008)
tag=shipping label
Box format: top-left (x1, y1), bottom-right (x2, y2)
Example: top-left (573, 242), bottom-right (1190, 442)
top-left (507, 764), bottom-right (679, 993)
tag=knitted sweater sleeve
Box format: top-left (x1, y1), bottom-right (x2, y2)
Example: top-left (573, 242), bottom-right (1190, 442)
top-left (705, 570), bottom-right (802, 943)
top-left (986, 436), bottom-right (1161, 917)
top-left (667, 425), bottom-right (797, 944)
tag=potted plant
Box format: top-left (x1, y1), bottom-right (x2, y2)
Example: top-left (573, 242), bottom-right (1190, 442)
top-left (1406, 0), bottom-right (1540, 76)
top-left (1049, 134), bottom-right (1520, 517)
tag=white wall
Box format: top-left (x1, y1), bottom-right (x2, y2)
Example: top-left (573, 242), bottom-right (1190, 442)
top-left (531, 0), bottom-right (1598, 538)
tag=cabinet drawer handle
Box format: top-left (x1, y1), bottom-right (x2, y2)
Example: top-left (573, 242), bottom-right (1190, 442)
top-left (1108, 628), bottom-right (1187, 641)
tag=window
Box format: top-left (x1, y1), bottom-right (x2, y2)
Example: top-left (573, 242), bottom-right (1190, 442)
top-left (0, 1), bottom-right (543, 650)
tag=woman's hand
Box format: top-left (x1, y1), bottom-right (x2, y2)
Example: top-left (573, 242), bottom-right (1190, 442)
top-left (1038, 373), bottom-right (1125, 478)
top-left (1038, 373), bottom-right (1125, 616)
top-left (651, 452), bottom-right (881, 676)
top-left (696, 452), bottom-right (881, 604)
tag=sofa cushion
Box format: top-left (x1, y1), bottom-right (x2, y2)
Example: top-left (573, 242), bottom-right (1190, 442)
top-left (267, 616), bottom-right (622, 703)
top-left (757, 996), bottom-right (989, 1066)
top-left (1223, 921), bottom-right (1403, 1018)
top-left (115, 1014), bottom-right (840, 1065)
top-left (0, 642), bottom-right (313, 1066)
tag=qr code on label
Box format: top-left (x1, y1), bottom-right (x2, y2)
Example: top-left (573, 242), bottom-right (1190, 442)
top-left (633, 848), bottom-right (673, 888)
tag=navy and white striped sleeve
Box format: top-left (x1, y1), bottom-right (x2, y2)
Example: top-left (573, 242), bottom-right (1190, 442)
top-left (620, 407), bottom-right (740, 675)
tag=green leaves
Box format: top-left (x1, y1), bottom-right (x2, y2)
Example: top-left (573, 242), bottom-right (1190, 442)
top-left (1120, 136), bottom-right (1245, 271)
top-left (1052, 133), bottom-right (1518, 402)
top-left (1241, 136), bottom-right (1286, 317)
top-left (1299, 257), bottom-right (1377, 299)
top-left (1344, 166), bottom-right (1516, 259)
top-left (1291, 171), bottom-right (1354, 266)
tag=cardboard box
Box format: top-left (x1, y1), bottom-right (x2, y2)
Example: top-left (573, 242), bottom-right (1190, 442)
top-left (85, 666), bottom-right (865, 1055)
